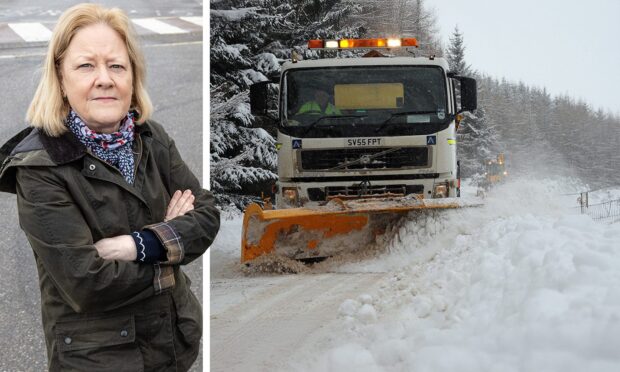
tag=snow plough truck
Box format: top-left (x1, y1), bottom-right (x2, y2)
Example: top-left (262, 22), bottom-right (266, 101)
top-left (485, 153), bottom-right (507, 185)
top-left (242, 37), bottom-right (478, 263)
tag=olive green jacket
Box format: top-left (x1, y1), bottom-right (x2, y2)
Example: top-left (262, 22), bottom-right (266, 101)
top-left (0, 120), bottom-right (220, 371)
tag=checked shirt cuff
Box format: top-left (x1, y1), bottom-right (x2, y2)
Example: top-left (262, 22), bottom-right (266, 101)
top-left (153, 264), bottom-right (175, 294)
top-left (144, 222), bottom-right (185, 265)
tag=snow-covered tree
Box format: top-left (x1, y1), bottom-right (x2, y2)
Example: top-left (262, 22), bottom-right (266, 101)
top-left (446, 26), bottom-right (470, 75)
top-left (353, 0), bottom-right (442, 56)
top-left (444, 28), bottom-right (500, 178)
top-left (210, 0), bottom-right (365, 209)
top-left (473, 73), bottom-right (620, 188)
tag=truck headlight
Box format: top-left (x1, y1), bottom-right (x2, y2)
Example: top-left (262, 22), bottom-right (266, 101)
top-left (433, 183), bottom-right (448, 198)
top-left (282, 187), bottom-right (299, 205)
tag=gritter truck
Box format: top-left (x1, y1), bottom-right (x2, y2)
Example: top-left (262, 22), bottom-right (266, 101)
top-left (242, 37), bottom-right (478, 262)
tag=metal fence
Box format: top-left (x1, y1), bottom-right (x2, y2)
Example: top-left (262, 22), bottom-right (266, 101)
top-left (578, 191), bottom-right (620, 223)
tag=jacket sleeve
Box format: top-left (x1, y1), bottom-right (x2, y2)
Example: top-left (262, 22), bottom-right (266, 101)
top-left (15, 167), bottom-right (165, 314)
top-left (144, 130), bottom-right (220, 265)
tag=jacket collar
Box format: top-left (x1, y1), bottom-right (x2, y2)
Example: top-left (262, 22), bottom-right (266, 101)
top-left (0, 127), bottom-right (34, 161)
top-left (5, 121), bottom-right (153, 166)
top-left (40, 129), bottom-right (87, 165)
top-left (0, 121), bottom-right (153, 195)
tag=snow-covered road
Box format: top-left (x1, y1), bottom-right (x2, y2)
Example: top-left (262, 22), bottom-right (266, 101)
top-left (210, 178), bottom-right (620, 372)
top-left (211, 272), bottom-right (388, 371)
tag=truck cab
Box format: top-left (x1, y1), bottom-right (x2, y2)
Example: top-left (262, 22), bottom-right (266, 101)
top-left (251, 38), bottom-right (477, 208)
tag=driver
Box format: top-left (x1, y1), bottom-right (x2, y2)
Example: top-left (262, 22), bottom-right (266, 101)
top-left (297, 88), bottom-right (342, 115)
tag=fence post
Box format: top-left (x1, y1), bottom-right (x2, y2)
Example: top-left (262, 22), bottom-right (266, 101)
top-left (580, 191), bottom-right (589, 214)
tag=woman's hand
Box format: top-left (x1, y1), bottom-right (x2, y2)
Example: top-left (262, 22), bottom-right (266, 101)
top-left (94, 235), bottom-right (137, 261)
top-left (93, 190), bottom-right (194, 261)
top-left (165, 189), bottom-right (195, 222)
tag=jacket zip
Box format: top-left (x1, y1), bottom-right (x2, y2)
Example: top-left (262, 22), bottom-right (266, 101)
top-left (133, 134), bottom-right (142, 181)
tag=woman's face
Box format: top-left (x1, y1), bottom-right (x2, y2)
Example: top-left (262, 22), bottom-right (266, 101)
top-left (60, 23), bottom-right (133, 134)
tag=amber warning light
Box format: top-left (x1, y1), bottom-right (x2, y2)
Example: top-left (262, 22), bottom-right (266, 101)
top-left (308, 38), bottom-right (418, 50)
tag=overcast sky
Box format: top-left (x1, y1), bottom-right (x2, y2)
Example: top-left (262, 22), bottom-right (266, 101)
top-left (430, 0), bottom-right (620, 115)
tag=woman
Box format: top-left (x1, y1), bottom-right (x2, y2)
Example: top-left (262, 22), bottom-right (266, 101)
top-left (0, 4), bottom-right (219, 371)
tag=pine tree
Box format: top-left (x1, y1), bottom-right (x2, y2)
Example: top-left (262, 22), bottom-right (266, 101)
top-left (445, 28), bottom-right (501, 179)
top-left (446, 26), bottom-right (470, 75)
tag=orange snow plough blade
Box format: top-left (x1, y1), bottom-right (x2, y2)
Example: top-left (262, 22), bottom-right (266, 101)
top-left (241, 197), bottom-right (470, 263)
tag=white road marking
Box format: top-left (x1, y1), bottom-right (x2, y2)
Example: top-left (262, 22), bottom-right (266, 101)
top-left (0, 53), bottom-right (42, 60)
top-left (0, 41), bottom-right (202, 60)
top-left (7, 22), bottom-right (52, 42)
top-left (132, 18), bottom-right (188, 34)
top-left (148, 40), bottom-right (202, 48)
top-left (179, 16), bottom-right (203, 27)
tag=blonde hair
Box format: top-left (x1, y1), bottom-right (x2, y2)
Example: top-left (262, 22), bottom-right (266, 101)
top-left (27, 3), bottom-right (152, 136)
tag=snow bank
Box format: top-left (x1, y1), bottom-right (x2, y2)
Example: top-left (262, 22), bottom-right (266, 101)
top-left (588, 187), bottom-right (620, 204)
top-left (210, 211), bottom-right (243, 279)
top-left (290, 177), bottom-right (620, 372)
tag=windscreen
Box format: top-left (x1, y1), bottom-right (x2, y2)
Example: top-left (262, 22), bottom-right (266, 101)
top-left (282, 65), bottom-right (449, 137)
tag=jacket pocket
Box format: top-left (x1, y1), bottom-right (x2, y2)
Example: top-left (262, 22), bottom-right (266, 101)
top-left (55, 314), bottom-right (144, 372)
top-left (171, 285), bottom-right (202, 348)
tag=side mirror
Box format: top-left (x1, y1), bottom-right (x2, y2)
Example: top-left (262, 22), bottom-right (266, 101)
top-left (250, 81), bottom-right (270, 116)
top-left (456, 76), bottom-right (477, 113)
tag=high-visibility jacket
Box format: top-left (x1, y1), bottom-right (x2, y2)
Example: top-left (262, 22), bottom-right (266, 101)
top-left (297, 101), bottom-right (342, 115)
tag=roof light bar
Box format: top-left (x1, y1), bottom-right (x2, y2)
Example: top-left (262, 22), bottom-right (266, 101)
top-left (307, 37), bottom-right (418, 50)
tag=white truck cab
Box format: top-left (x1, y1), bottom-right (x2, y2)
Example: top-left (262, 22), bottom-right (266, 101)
top-left (251, 38), bottom-right (477, 208)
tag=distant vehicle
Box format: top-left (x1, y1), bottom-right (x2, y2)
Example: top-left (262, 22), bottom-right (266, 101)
top-left (484, 153), bottom-right (507, 186)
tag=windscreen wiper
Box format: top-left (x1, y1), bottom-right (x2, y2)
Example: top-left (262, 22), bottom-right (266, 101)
top-left (374, 110), bottom-right (439, 133)
top-left (302, 115), bottom-right (368, 136)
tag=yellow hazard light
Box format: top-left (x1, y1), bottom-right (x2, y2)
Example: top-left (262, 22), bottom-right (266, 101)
top-left (308, 37), bottom-right (419, 50)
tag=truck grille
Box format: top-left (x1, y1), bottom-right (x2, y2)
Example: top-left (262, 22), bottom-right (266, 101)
top-left (326, 184), bottom-right (406, 198)
top-left (300, 147), bottom-right (429, 171)
top-left (307, 185), bottom-right (424, 201)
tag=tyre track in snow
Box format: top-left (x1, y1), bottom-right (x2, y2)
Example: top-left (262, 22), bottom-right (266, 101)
top-left (210, 272), bottom-right (389, 372)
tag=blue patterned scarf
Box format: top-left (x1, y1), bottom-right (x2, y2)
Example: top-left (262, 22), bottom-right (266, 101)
top-left (66, 110), bottom-right (136, 184)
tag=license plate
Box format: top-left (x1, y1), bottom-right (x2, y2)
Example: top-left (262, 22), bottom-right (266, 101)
top-left (345, 138), bottom-right (383, 147)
